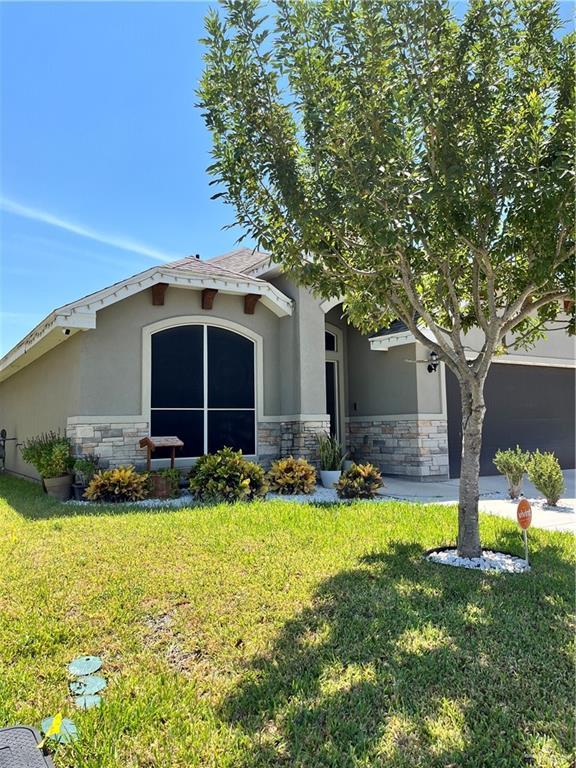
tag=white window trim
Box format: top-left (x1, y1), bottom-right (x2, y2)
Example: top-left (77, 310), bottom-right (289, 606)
top-left (325, 322), bottom-right (346, 445)
top-left (142, 316), bottom-right (264, 459)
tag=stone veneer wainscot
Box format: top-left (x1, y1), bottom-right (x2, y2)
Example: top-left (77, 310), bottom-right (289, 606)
top-left (258, 418), bottom-right (331, 468)
top-left (346, 416), bottom-right (449, 479)
top-left (68, 415), bottom-right (330, 469)
top-left (67, 416), bottom-right (150, 469)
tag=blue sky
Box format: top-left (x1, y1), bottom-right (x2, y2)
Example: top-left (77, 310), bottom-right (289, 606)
top-left (0, 0), bottom-right (241, 355)
top-left (0, 2), bottom-right (572, 356)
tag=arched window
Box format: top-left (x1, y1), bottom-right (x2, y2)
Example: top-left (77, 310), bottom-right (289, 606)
top-left (150, 324), bottom-right (255, 457)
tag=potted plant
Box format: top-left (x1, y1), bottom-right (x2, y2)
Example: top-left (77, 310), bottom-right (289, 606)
top-left (72, 455), bottom-right (100, 500)
top-left (21, 431), bottom-right (74, 500)
top-left (317, 432), bottom-right (346, 488)
top-left (148, 468), bottom-right (181, 499)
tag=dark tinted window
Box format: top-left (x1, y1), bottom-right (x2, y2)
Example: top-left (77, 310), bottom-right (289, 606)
top-left (151, 326), bottom-right (203, 408)
top-left (207, 327), bottom-right (254, 408)
top-left (325, 331), bottom-right (336, 351)
top-left (151, 409), bottom-right (204, 458)
top-left (325, 361), bottom-right (337, 437)
top-left (208, 410), bottom-right (255, 454)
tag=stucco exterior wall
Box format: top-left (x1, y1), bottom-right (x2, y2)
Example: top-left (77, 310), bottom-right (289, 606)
top-left (64, 280), bottom-right (331, 468)
top-left (0, 333), bottom-right (82, 478)
top-left (270, 276), bottom-right (327, 415)
top-left (415, 343), bottom-right (445, 414)
top-left (347, 329), bottom-right (419, 416)
top-left (76, 286), bottom-right (285, 417)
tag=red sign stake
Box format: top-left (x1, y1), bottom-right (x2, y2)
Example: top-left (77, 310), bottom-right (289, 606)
top-left (516, 497), bottom-right (532, 566)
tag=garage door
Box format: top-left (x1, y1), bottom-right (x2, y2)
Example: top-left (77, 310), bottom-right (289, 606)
top-left (446, 364), bottom-right (575, 478)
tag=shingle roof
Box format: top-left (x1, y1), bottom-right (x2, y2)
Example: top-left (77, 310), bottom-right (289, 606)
top-left (208, 247), bottom-right (271, 275)
top-left (160, 254), bottom-right (269, 283)
top-left (369, 320), bottom-right (408, 339)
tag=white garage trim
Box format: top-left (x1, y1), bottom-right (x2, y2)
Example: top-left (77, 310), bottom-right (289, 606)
top-left (491, 355), bottom-right (576, 369)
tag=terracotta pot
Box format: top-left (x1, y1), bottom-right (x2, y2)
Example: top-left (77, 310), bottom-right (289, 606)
top-left (150, 474), bottom-right (172, 499)
top-left (44, 475), bottom-right (73, 501)
top-left (320, 470), bottom-right (342, 488)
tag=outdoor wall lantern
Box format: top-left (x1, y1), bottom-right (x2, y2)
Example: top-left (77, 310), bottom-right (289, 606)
top-left (427, 351), bottom-right (439, 373)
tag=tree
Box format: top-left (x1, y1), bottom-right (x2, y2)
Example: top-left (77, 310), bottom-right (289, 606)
top-left (199, 0), bottom-right (575, 557)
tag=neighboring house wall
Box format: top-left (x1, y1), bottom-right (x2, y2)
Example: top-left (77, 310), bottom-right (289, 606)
top-left (463, 322), bottom-right (575, 365)
top-left (0, 334), bottom-right (82, 479)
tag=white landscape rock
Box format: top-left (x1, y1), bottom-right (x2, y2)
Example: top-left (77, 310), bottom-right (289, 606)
top-left (427, 548), bottom-right (530, 573)
top-left (267, 486), bottom-right (387, 504)
top-left (65, 486), bottom-right (389, 508)
top-left (66, 491), bottom-right (197, 509)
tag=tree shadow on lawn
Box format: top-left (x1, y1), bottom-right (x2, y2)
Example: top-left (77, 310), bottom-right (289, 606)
top-left (222, 540), bottom-right (574, 768)
top-left (0, 473), bottom-right (188, 521)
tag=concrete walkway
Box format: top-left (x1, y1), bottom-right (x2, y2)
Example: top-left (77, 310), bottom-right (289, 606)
top-left (378, 470), bottom-right (575, 532)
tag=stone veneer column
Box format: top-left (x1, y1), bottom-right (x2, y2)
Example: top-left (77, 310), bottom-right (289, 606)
top-left (66, 417), bottom-right (150, 469)
top-left (258, 418), bottom-right (331, 468)
top-left (346, 417), bottom-right (449, 479)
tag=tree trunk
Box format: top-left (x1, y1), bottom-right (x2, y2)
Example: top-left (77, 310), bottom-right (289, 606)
top-left (457, 377), bottom-right (487, 558)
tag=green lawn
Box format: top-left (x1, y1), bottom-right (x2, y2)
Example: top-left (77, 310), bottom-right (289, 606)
top-left (0, 475), bottom-right (573, 768)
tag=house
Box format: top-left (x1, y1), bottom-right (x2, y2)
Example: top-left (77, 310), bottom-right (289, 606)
top-left (1, 249), bottom-right (574, 480)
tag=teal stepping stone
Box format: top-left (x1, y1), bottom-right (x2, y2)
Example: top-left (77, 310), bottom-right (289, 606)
top-left (40, 717), bottom-right (78, 744)
top-left (68, 655), bottom-right (102, 676)
top-left (69, 675), bottom-right (107, 696)
top-left (74, 695), bottom-right (102, 710)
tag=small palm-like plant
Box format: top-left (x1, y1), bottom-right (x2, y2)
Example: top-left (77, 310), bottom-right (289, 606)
top-left (317, 433), bottom-right (345, 471)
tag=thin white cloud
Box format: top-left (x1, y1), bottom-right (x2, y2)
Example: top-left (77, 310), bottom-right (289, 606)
top-left (0, 197), bottom-right (176, 263)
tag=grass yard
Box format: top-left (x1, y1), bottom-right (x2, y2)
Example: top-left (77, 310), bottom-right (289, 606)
top-left (0, 474), bottom-right (573, 768)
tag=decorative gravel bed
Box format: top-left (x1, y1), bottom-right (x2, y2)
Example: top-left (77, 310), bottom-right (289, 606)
top-left (65, 492), bottom-right (197, 509)
top-left (64, 486), bottom-right (391, 508)
top-left (427, 547), bottom-right (530, 573)
top-left (267, 486), bottom-right (378, 504)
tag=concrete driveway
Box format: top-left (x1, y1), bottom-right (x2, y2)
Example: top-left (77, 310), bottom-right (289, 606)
top-left (378, 470), bottom-right (575, 532)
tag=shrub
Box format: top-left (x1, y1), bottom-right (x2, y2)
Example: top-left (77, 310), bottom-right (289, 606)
top-left (527, 450), bottom-right (564, 506)
top-left (73, 455), bottom-right (100, 485)
top-left (189, 447), bottom-right (268, 503)
top-left (317, 432), bottom-right (345, 471)
top-left (493, 446), bottom-right (530, 499)
top-left (267, 456), bottom-right (316, 495)
top-left (336, 463), bottom-right (384, 499)
top-left (85, 466), bottom-right (149, 503)
top-left (21, 431), bottom-right (73, 478)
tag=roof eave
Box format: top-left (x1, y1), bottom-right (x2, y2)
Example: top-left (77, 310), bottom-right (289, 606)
top-left (0, 313), bottom-right (96, 383)
top-left (369, 327), bottom-right (436, 351)
top-left (0, 267), bottom-right (293, 382)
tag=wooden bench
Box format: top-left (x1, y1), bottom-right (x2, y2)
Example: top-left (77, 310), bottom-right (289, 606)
top-left (139, 436), bottom-right (184, 471)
